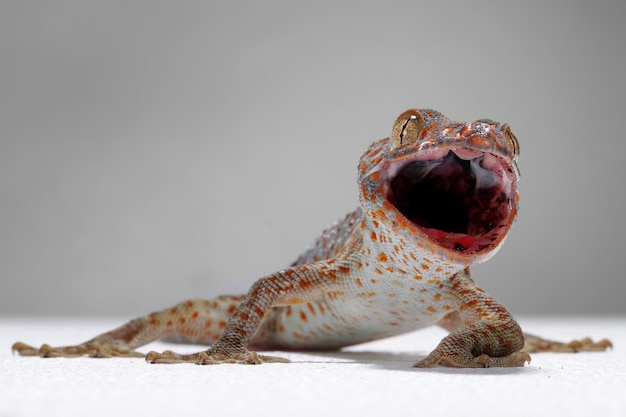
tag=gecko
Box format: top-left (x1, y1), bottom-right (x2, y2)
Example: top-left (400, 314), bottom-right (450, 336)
top-left (12, 109), bottom-right (611, 367)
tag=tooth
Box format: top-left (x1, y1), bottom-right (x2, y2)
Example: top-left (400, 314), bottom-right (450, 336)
top-left (471, 157), bottom-right (500, 190)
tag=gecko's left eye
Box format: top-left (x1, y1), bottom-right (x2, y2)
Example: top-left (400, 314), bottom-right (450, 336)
top-left (391, 109), bottom-right (425, 149)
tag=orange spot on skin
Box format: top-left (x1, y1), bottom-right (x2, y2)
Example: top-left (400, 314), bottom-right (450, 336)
top-left (228, 304), bottom-right (237, 314)
top-left (307, 302), bottom-right (316, 316)
top-left (471, 135), bottom-right (491, 148)
top-left (179, 317), bottom-right (186, 325)
top-left (327, 270), bottom-right (338, 280)
top-left (205, 320), bottom-right (212, 328)
top-left (355, 278), bottom-right (363, 287)
top-left (395, 214), bottom-right (414, 232)
top-left (338, 266), bottom-right (351, 274)
top-left (433, 293), bottom-right (442, 302)
top-left (191, 311), bottom-right (199, 319)
top-left (300, 311), bottom-right (308, 322)
top-left (370, 231), bottom-right (378, 241)
top-left (253, 307), bottom-right (265, 318)
top-left (421, 122), bottom-right (437, 137)
top-left (166, 320), bottom-right (173, 327)
top-left (459, 299), bottom-right (478, 312)
top-left (326, 291), bottom-right (345, 300)
top-left (383, 200), bottom-right (394, 212)
top-left (377, 252), bottom-right (388, 262)
top-left (427, 306), bottom-right (437, 313)
top-left (170, 308), bottom-right (179, 314)
top-left (218, 320), bottom-right (227, 329)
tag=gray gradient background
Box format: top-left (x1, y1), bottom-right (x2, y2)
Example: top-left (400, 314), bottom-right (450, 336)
top-left (2, 1), bottom-right (625, 316)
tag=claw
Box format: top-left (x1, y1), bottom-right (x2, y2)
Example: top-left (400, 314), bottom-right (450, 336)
top-left (12, 340), bottom-right (144, 358)
top-left (145, 349), bottom-right (290, 365)
top-left (523, 334), bottom-right (613, 353)
top-left (567, 338), bottom-right (613, 352)
top-left (12, 342), bottom-right (39, 356)
top-left (414, 350), bottom-right (530, 368)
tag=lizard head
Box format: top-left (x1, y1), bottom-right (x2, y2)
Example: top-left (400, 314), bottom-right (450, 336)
top-left (359, 109), bottom-right (520, 265)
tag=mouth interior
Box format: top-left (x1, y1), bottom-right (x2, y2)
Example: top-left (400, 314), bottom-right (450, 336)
top-left (388, 150), bottom-right (514, 253)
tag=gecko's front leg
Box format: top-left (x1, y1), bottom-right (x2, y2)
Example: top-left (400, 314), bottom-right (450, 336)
top-left (146, 262), bottom-right (339, 365)
top-left (414, 269), bottom-right (530, 368)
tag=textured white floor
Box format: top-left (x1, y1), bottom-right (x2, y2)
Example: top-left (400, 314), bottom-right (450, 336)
top-left (1, 316), bottom-right (624, 417)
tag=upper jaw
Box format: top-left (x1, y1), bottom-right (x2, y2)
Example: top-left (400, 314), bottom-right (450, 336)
top-left (375, 146), bottom-right (519, 264)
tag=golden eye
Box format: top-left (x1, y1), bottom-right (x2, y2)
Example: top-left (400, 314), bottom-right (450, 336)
top-left (391, 109), bottom-right (425, 149)
top-left (503, 124), bottom-right (520, 158)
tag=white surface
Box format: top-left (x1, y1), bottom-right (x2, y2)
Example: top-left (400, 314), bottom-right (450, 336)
top-left (1, 316), bottom-right (624, 417)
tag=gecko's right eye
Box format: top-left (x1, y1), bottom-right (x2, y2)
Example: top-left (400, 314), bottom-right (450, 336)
top-left (391, 109), bottom-right (425, 149)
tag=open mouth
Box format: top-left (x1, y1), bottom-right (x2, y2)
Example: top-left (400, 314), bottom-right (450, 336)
top-left (386, 148), bottom-right (517, 257)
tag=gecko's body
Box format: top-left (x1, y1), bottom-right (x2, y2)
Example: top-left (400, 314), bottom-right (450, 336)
top-left (13, 109), bottom-right (610, 367)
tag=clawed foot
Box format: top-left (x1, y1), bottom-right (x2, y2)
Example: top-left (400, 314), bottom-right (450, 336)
top-left (523, 334), bottom-right (613, 353)
top-left (145, 349), bottom-right (290, 365)
top-left (414, 349), bottom-right (531, 368)
top-left (12, 341), bottom-right (144, 358)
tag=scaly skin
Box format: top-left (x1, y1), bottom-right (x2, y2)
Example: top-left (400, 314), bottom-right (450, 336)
top-left (12, 109), bottom-right (611, 367)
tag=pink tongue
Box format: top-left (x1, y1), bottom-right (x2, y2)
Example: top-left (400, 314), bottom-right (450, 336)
top-left (424, 228), bottom-right (476, 250)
